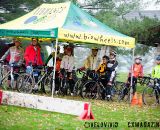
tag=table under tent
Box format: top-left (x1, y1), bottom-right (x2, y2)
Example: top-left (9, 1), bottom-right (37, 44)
top-left (0, 2), bottom-right (135, 98)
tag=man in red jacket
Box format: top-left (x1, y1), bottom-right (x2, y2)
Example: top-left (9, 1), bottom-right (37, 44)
top-left (24, 38), bottom-right (43, 66)
top-left (24, 38), bottom-right (43, 91)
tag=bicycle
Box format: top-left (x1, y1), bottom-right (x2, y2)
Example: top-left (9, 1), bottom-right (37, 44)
top-left (17, 65), bottom-right (53, 94)
top-left (80, 72), bottom-right (118, 101)
top-left (118, 76), bottom-right (152, 103)
top-left (73, 69), bottom-right (88, 96)
top-left (0, 61), bottom-right (22, 90)
top-left (57, 69), bottom-right (71, 96)
top-left (142, 78), bottom-right (160, 106)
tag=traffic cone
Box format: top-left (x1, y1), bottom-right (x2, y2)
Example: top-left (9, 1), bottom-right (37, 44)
top-left (131, 92), bottom-right (138, 106)
top-left (0, 90), bottom-right (3, 105)
top-left (79, 103), bottom-right (94, 120)
top-left (138, 95), bottom-right (143, 107)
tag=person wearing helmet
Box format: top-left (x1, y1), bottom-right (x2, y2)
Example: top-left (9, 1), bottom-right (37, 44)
top-left (24, 38), bottom-right (43, 66)
top-left (126, 56), bottom-right (143, 95)
top-left (60, 46), bottom-right (75, 96)
top-left (83, 47), bottom-right (101, 70)
top-left (105, 50), bottom-right (118, 100)
top-left (95, 55), bottom-right (110, 99)
top-left (0, 38), bottom-right (24, 66)
top-left (152, 55), bottom-right (160, 78)
top-left (0, 38), bottom-right (24, 88)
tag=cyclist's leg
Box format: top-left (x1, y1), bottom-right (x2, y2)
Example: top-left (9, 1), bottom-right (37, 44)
top-left (102, 80), bottom-right (107, 100)
top-left (99, 75), bottom-right (106, 100)
top-left (106, 71), bottom-right (115, 99)
top-left (132, 77), bottom-right (137, 95)
top-left (55, 71), bottom-right (60, 93)
top-left (13, 67), bottom-right (20, 89)
top-left (105, 76), bottom-right (110, 99)
top-left (123, 77), bottom-right (130, 95)
top-left (33, 68), bottom-right (40, 91)
top-left (7, 75), bottom-right (11, 87)
top-left (68, 72), bottom-right (75, 95)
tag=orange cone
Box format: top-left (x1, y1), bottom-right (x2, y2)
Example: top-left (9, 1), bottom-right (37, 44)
top-left (138, 95), bottom-right (143, 107)
top-left (131, 92), bottom-right (138, 106)
top-left (79, 103), bottom-right (94, 120)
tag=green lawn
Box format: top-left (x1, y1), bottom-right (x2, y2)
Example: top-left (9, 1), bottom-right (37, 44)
top-left (0, 73), bottom-right (160, 130)
top-left (0, 96), bottom-right (160, 130)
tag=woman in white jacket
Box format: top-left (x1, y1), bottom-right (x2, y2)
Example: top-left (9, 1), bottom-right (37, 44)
top-left (60, 47), bottom-right (75, 95)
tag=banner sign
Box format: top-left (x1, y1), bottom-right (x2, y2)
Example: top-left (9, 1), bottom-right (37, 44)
top-left (0, 29), bottom-right (58, 38)
top-left (58, 28), bottom-right (135, 48)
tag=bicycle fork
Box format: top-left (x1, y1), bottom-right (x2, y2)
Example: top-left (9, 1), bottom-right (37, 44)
top-left (10, 66), bottom-right (15, 89)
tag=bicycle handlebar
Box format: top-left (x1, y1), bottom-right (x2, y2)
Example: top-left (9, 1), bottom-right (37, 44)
top-left (0, 60), bottom-right (4, 63)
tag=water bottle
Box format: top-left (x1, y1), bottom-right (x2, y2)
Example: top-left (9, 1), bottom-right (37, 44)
top-left (26, 66), bottom-right (33, 74)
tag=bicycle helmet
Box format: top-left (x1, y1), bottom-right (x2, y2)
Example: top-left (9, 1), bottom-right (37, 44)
top-left (15, 38), bottom-right (21, 43)
top-left (156, 55), bottom-right (160, 61)
top-left (135, 56), bottom-right (142, 61)
top-left (92, 47), bottom-right (98, 51)
top-left (67, 46), bottom-right (73, 52)
top-left (110, 50), bottom-right (117, 56)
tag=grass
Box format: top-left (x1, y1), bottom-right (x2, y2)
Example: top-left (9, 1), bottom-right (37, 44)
top-left (0, 73), bottom-right (160, 130)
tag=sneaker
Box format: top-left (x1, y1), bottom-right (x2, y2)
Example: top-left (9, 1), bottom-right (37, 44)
top-left (107, 95), bottom-right (111, 98)
top-left (106, 95), bottom-right (111, 101)
top-left (55, 91), bottom-right (58, 95)
top-left (71, 93), bottom-right (73, 96)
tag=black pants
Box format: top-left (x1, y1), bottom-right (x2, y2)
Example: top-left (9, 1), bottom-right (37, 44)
top-left (8, 67), bottom-right (19, 81)
top-left (55, 72), bottom-right (60, 91)
top-left (67, 72), bottom-right (75, 93)
top-left (128, 77), bottom-right (137, 94)
top-left (122, 77), bottom-right (137, 96)
top-left (99, 75), bottom-right (111, 99)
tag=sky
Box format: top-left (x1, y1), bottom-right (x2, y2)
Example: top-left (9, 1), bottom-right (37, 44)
top-left (143, 0), bottom-right (160, 10)
top-left (78, 0), bottom-right (160, 10)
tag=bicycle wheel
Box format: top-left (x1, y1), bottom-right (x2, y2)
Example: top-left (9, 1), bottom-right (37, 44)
top-left (142, 87), bottom-right (157, 106)
top-left (9, 72), bottom-right (20, 91)
top-left (73, 79), bottom-right (83, 96)
top-left (81, 80), bottom-right (97, 99)
top-left (118, 84), bottom-right (130, 102)
top-left (17, 73), bottom-right (34, 93)
top-left (1, 67), bottom-right (9, 90)
top-left (43, 76), bottom-right (52, 94)
top-left (59, 78), bottom-right (68, 96)
top-left (110, 85), bottom-right (119, 101)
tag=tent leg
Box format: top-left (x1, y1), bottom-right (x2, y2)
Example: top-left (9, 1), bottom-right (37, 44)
top-left (130, 48), bottom-right (135, 103)
top-left (52, 38), bottom-right (58, 98)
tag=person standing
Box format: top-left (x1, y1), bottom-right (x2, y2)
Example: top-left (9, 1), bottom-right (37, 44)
top-left (60, 47), bottom-right (75, 95)
top-left (105, 51), bottom-right (118, 100)
top-left (24, 38), bottom-right (44, 90)
top-left (152, 55), bottom-right (160, 79)
top-left (0, 38), bottom-right (24, 88)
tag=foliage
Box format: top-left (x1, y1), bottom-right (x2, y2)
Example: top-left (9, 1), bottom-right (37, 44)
top-left (0, 0), bottom-right (160, 56)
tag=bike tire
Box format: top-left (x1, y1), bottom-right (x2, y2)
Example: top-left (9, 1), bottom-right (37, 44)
top-left (73, 79), bottom-right (83, 96)
top-left (43, 76), bottom-right (52, 95)
top-left (142, 86), bottom-right (157, 106)
top-left (80, 80), bottom-right (98, 99)
top-left (17, 73), bottom-right (34, 93)
top-left (0, 66), bottom-right (9, 90)
top-left (118, 83), bottom-right (130, 102)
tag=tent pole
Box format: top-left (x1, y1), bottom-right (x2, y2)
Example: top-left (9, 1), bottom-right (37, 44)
top-left (52, 38), bottom-right (58, 97)
top-left (130, 48), bottom-right (135, 103)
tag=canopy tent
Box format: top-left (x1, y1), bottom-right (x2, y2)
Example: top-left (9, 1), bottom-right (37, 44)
top-left (0, 2), bottom-right (135, 48)
top-left (0, 2), bottom-right (135, 98)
